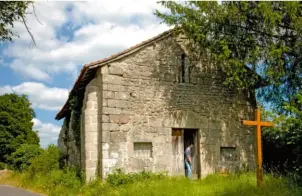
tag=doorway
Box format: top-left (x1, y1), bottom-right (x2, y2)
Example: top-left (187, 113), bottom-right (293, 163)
top-left (171, 128), bottom-right (200, 178)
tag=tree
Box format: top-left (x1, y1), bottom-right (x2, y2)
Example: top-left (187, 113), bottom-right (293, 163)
top-left (0, 93), bottom-right (39, 164)
top-left (155, 1), bottom-right (302, 113)
top-left (263, 92), bottom-right (302, 182)
top-left (0, 1), bottom-right (36, 44)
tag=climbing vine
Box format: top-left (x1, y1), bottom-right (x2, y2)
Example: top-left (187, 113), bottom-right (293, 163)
top-left (68, 92), bottom-right (84, 149)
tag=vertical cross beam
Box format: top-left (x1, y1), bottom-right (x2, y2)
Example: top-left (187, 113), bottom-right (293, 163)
top-left (243, 108), bottom-right (274, 187)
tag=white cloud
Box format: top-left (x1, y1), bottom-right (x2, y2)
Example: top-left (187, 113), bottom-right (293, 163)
top-left (32, 118), bottom-right (60, 148)
top-left (1, 1), bottom-right (170, 148)
top-left (1, 0), bottom-right (169, 82)
top-left (0, 82), bottom-right (69, 111)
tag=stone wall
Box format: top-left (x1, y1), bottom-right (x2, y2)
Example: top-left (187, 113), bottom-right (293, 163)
top-left (81, 76), bottom-right (102, 181)
top-left (91, 35), bottom-right (257, 178)
top-left (58, 110), bottom-right (81, 168)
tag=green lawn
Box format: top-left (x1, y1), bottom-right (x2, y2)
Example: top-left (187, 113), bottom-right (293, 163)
top-left (1, 170), bottom-right (301, 196)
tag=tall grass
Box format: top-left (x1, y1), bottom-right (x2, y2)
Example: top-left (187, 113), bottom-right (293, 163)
top-left (1, 170), bottom-right (301, 196)
top-left (84, 172), bottom-right (302, 196)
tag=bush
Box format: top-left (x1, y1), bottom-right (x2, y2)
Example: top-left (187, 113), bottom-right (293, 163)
top-left (28, 144), bottom-right (60, 177)
top-left (106, 169), bottom-right (167, 187)
top-left (79, 178), bottom-right (107, 196)
top-left (0, 162), bottom-right (9, 170)
top-left (44, 169), bottom-right (82, 196)
top-left (10, 144), bottom-right (42, 171)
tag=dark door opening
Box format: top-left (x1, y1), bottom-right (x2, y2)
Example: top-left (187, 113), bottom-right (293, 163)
top-left (171, 128), bottom-right (200, 179)
top-left (184, 129), bottom-right (200, 178)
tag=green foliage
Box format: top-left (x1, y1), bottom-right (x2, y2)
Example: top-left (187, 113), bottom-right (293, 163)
top-left (10, 144), bottom-right (42, 171)
top-left (41, 169), bottom-right (81, 196)
top-left (0, 93), bottom-right (39, 164)
top-left (27, 144), bottom-right (60, 177)
top-left (68, 94), bottom-right (84, 149)
top-left (0, 162), bottom-right (9, 170)
top-left (155, 2), bottom-right (302, 113)
top-left (18, 168), bottom-right (82, 196)
top-left (0, 1), bottom-right (32, 43)
top-left (106, 169), bottom-right (167, 187)
top-left (263, 92), bottom-right (302, 183)
top-left (79, 178), bottom-right (107, 196)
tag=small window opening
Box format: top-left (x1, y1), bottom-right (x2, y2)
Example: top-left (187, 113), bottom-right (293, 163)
top-left (178, 53), bottom-right (190, 83)
top-left (180, 53), bottom-right (185, 83)
top-left (220, 147), bottom-right (237, 162)
top-left (134, 142), bottom-right (152, 158)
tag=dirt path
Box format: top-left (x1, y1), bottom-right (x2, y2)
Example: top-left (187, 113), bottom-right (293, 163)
top-left (0, 185), bottom-right (41, 196)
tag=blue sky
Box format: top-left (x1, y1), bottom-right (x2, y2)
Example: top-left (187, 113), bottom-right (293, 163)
top-left (0, 0), bottom-right (169, 148)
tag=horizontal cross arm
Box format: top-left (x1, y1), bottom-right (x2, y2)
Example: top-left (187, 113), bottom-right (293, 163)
top-left (260, 122), bottom-right (274, 127)
top-left (243, 120), bottom-right (258, 126)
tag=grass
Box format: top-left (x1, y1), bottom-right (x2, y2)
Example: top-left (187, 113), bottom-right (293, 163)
top-left (1, 170), bottom-right (301, 196)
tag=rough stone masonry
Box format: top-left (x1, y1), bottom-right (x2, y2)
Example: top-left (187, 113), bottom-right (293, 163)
top-left (56, 30), bottom-right (257, 181)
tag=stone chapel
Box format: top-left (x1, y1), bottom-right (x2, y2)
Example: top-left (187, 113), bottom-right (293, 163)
top-left (56, 29), bottom-right (259, 181)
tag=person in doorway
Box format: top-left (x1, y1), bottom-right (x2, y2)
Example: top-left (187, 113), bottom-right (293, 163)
top-left (184, 142), bottom-right (194, 178)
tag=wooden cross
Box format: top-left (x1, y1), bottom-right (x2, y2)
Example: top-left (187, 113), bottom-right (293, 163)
top-left (243, 108), bottom-right (274, 187)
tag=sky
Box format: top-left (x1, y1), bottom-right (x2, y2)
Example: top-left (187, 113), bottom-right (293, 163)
top-left (0, 0), bottom-right (170, 148)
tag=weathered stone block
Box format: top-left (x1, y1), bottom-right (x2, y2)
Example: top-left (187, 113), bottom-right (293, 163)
top-left (110, 152), bottom-right (119, 159)
top-left (87, 92), bottom-right (98, 101)
top-left (102, 131), bottom-right (110, 142)
top-left (109, 115), bottom-right (130, 124)
top-left (85, 143), bottom-right (98, 151)
top-left (102, 99), bottom-right (108, 107)
top-left (110, 132), bottom-right (127, 142)
top-left (115, 92), bottom-right (129, 100)
top-left (103, 143), bottom-right (109, 150)
top-left (84, 124), bottom-right (98, 132)
top-left (109, 123), bottom-right (119, 131)
top-left (107, 84), bottom-right (126, 92)
top-left (109, 115), bottom-right (120, 123)
top-left (102, 123), bottom-right (110, 131)
top-left (209, 119), bottom-right (221, 129)
top-left (103, 159), bottom-right (118, 168)
top-left (102, 150), bottom-right (109, 159)
top-left (120, 124), bottom-right (131, 132)
top-left (86, 101), bottom-right (95, 109)
top-left (86, 132), bottom-right (98, 144)
top-left (107, 99), bottom-right (127, 108)
top-left (108, 65), bottom-right (125, 76)
top-left (102, 84), bottom-right (108, 91)
top-left (91, 116), bottom-right (98, 124)
top-left (86, 160), bottom-right (98, 169)
top-left (102, 115), bottom-right (109, 123)
top-left (90, 151), bottom-right (98, 160)
top-left (148, 117), bottom-right (163, 127)
top-left (119, 115), bottom-right (130, 124)
top-left (163, 117), bottom-right (172, 127)
top-left (103, 75), bottom-right (123, 85)
top-left (103, 107), bottom-right (121, 115)
top-left (103, 91), bottom-right (115, 99)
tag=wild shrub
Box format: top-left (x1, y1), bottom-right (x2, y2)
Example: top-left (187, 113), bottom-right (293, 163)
top-left (0, 162), bottom-right (10, 170)
top-left (27, 144), bottom-right (60, 177)
top-left (106, 169), bottom-right (167, 186)
top-left (79, 178), bottom-right (108, 196)
top-left (10, 144), bottom-right (42, 171)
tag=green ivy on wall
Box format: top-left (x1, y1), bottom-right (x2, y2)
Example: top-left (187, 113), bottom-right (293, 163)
top-left (68, 92), bottom-right (84, 149)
